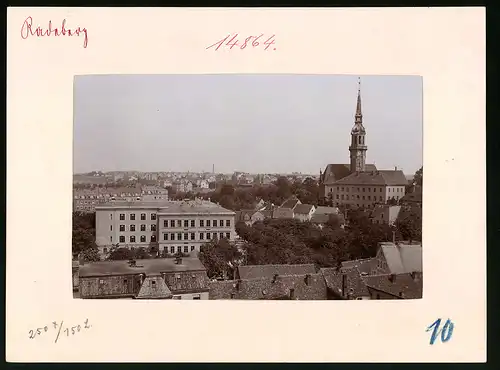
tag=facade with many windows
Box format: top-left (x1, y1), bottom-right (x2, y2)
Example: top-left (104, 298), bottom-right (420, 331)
top-left (95, 199), bottom-right (236, 256)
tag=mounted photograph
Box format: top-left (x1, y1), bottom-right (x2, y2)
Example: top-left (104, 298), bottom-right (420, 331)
top-left (72, 74), bottom-right (423, 300)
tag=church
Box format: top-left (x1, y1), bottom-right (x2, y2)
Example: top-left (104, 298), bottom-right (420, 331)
top-left (319, 79), bottom-right (408, 208)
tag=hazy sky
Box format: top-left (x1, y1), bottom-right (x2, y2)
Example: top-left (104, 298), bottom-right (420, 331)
top-left (74, 74), bottom-right (422, 175)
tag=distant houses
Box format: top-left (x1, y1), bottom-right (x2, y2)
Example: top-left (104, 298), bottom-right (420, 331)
top-left (234, 196), bottom-right (342, 227)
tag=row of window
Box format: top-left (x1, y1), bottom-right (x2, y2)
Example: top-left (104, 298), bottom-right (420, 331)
top-left (111, 231), bottom-right (231, 244)
top-left (335, 186), bottom-right (405, 193)
top-left (162, 232), bottom-right (230, 241)
top-left (112, 235), bottom-right (157, 243)
top-left (115, 224), bottom-right (156, 232)
top-left (337, 194), bottom-right (384, 201)
top-left (113, 213), bottom-right (157, 221)
top-left (162, 219), bottom-right (231, 228)
top-left (337, 194), bottom-right (402, 201)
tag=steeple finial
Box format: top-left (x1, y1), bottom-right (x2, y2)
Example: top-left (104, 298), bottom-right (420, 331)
top-left (355, 77), bottom-right (362, 119)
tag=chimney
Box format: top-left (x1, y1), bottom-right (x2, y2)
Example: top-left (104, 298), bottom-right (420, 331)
top-left (289, 288), bottom-right (295, 300)
top-left (305, 274), bottom-right (311, 286)
top-left (342, 274), bottom-right (347, 297)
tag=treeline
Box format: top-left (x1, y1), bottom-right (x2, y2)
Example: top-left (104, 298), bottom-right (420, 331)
top-left (235, 215), bottom-right (397, 268)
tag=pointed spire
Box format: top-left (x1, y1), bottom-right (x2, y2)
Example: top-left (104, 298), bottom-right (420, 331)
top-left (355, 77), bottom-right (362, 119)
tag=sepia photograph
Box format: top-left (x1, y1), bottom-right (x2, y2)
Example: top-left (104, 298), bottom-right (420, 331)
top-left (72, 74), bottom-right (423, 301)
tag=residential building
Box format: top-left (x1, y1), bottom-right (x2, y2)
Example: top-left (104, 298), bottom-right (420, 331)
top-left (78, 257), bottom-right (210, 300)
top-left (235, 210), bottom-right (266, 226)
top-left (372, 241), bottom-right (422, 275)
top-left (370, 205), bottom-right (402, 225)
top-left (141, 185), bottom-right (169, 201)
top-left (293, 204), bottom-right (316, 222)
top-left (73, 186), bottom-right (142, 212)
top-left (362, 272), bottom-right (423, 300)
top-left (95, 199), bottom-right (236, 256)
top-left (319, 79), bottom-right (409, 208)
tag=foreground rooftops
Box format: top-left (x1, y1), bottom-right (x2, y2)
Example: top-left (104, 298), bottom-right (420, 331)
top-left (79, 257), bottom-right (206, 278)
top-left (95, 200), bottom-right (235, 215)
top-left (236, 264), bottom-right (317, 280)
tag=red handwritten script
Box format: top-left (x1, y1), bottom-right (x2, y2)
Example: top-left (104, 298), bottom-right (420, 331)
top-left (206, 33), bottom-right (276, 51)
top-left (20, 16), bottom-right (88, 49)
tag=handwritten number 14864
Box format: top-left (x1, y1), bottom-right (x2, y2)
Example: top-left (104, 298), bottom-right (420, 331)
top-left (206, 33), bottom-right (276, 51)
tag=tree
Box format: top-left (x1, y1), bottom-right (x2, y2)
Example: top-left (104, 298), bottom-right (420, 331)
top-left (198, 238), bottom-right (242, 279)
top-left (326, 214), bottom-right (342, 230)
top-left (72, 212), bottom-right (97, 256)
top-left (413, 167), bottom-right (423, 187)
top-left (107, 247), bottom-right (134, 260)
top-left (81, 246), bottom-right (101, 262)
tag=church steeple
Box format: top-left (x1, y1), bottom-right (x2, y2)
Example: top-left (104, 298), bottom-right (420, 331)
top-left (349, 77), bottom-right (367, 173)
top-left (355, 78), bottom-right (362, 123)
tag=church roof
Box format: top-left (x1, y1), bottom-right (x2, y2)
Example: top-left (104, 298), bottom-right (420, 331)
top-left (333, 169), bottom-right (408, 186)
top-left (321, 164), bottom-right (377, 185)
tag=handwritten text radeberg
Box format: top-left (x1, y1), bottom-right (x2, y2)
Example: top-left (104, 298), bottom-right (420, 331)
top-left (20, 16), bottom-right (88, 49)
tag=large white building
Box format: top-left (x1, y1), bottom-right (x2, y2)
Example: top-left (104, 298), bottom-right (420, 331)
top-left (95, 199), bottom-right (236, 256)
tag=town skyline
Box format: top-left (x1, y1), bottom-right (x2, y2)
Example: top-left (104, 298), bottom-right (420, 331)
top-left (74, 74), bottom-right (422, 175)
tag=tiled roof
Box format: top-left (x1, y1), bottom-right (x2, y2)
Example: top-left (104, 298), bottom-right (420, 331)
top-left (209, 273), bottom-right (327, 300)
top-left (362, 273), bottom-right (423, 299)
top-left (321, 164), bottom-right (377, 185)
top-left (320, 267), bottom-right (370, 299)
top-left (79, 258), bottom-right (206, 278)
top-left (293, 204), bottom-right (315, 214)
top-left (341, 258), bottom-right (377, 275)
top-left (236, 264), bottom-right (317, 280)
top-left (136, 275), bottom-right (172, 299)
top-left (333, 170), bottom-right (408, 186)
top-left (280, 196), bottom-right (300, 209)
top-left (314, 206), bottom-right (339, 215)
top-left (163, 271), bottom-right (210, 294)
top-left (380, 242), bottom-right (422, 274)
top-left (319, 268), bottom-right (344, 296)
top-left (235, 210), bottom-right (257, 222)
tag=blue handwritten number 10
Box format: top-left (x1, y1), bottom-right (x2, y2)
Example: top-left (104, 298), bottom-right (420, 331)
top-left (426, 318), bottom-right (454, 345)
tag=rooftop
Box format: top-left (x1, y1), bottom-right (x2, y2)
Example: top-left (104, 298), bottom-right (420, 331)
top-left (293, 204), bottom-right (315, 215)
top-left (379, 242), bottom-right (422, 274)
top-left (209, 273), bottom-right (327, 300)
top-left (333, 170), bottom-right (408, 186)
top-left (79, 257), bottom-right (206, 278)
top-left (341, 257), bottom-right (377, 275)
top-left (237, 263), bottom-right (317, 280)
top-left (95, 200), bottom-right (235, 215)
top-left (280, 196), bottom-right (301, 209)
top-left (321, 164), bottom-right (377, 185)
top-left (362, 273), bottom-right (423, 299)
